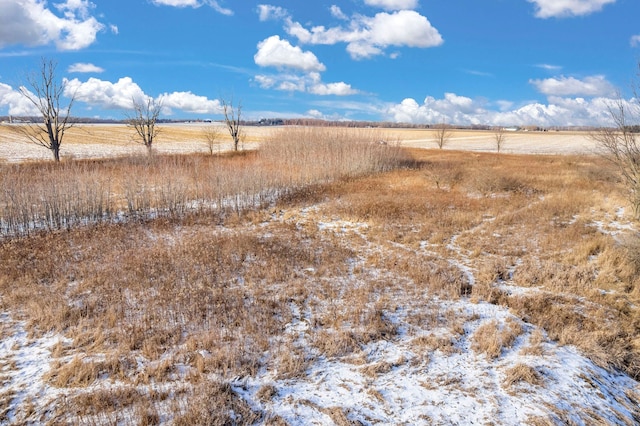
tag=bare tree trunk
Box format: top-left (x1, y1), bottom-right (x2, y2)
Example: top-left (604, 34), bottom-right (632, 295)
top-left (222, 99), bottom-right (243, 151)
top-left (16, 58), bottom-right (75, 162)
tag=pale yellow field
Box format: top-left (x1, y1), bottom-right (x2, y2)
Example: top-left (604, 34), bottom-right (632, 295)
top-left (0, 123), bottom-right (599, 162)
top-left (398, 128), bottom-right (600, 155)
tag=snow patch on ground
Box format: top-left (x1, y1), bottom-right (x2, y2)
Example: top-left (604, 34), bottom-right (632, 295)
top-left (0, 314), bottom-right (66, 422)
top-left (234, 297), bottom-right (640, 425)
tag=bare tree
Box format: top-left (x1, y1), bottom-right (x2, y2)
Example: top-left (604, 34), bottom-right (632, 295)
top-left (591, 96), bottom-right (640, 217)
top-left (432, 120), bottom-right (452, 149)
top-left (16, 58), bottom-right (75, 162)
top-left (221, 98), bottom-right (244, 151)
top-left (493, 126), bottom-right (507, 153)
top-left (203, 124), bottom-right (223, 155)
top-left (126, 97), bottom-right (162, 155)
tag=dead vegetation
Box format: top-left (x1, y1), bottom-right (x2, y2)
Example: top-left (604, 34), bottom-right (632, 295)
top-left (0, 131), bottom-right (639, 423)
top-left (502, 363), bottom-right (543, 389)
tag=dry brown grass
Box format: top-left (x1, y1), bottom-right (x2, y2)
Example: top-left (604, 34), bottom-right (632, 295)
top-left (503, 363), bottom-right (543, 389)
top-left (1, 143), bottom-right (640, 422)
top-left (173, 380), bottom-right (261, 425)
top-left (472, 318), bottom-right (524, 360)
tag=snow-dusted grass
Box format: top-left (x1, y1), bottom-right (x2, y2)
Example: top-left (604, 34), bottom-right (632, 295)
top-left (1, 148), bottom-right (640, 424)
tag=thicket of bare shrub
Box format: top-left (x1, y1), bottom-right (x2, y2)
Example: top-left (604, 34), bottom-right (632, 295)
top-left (260, 127), bottom-right (407, 182)
top-left (0, 127), bottom-right (407, 237)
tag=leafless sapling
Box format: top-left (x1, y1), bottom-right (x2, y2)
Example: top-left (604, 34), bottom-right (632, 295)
top-left (493, 126), bottom-right (507, 153)
top-left (203, 123), bottom-right (223, 155)
top-left (222, 98), bottom-right (244, 151)
top-left (432, 120), bottom-right (452, 150)
top-left (126, 97), bottom-right (162, 155)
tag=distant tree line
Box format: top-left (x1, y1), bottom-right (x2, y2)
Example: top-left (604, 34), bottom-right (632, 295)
top-left (1, 116), bottom-right (195, 124)
top-left (3, 114), bottom-right (607, 132)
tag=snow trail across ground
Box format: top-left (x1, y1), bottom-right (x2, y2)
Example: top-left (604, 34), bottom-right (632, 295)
top-left (1, 202), bottom-right (639, 424)
top-left (230, 212), bottom-right (640, 425)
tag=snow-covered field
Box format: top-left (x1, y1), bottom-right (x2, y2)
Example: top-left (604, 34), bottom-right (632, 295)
top-left (0, 124), bottom-right (598, 162)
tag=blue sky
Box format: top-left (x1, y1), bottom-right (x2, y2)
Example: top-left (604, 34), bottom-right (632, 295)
top-left (0, 0), bottom-right (639, 126)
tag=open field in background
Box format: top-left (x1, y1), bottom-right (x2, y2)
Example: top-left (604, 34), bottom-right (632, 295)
top-left (1, 125), bottom-right (640, 424)
top-left (0, 123), bottom-right (261, 162)
top-left (0, 124), bottom-right (600, 162)
top-left (399, 128), bottom-right (601, 155)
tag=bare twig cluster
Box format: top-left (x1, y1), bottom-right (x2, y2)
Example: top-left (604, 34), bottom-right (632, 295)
top-left (126, 97), bottom-right (163, 155)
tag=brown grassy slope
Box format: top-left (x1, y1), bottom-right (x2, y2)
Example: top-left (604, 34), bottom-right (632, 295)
top-left (0, 148), bottom-right (639, 423)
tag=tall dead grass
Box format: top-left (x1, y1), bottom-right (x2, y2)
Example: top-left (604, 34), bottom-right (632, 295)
top-left (0, 127), bottom-right (408, 237)
top-left (260, 127), bottom-right (406, 182)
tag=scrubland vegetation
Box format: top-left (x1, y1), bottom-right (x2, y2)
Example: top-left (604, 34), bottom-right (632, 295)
top-left (0, 127), bottom-right (404, 236)
top-left (1, 127), bottom-right (640, 424)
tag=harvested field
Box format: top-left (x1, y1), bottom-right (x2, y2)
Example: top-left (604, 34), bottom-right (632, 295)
top-left (0, 124), bottom-right (598, 162)
top-left (0, 123), bottom-right (260, 162)
top-left (399, 128), bottom-right (600, 154)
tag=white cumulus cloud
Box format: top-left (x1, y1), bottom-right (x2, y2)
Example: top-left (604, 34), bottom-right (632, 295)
top-left (631, 35), bottom-right (640, 47)
top-left (64, 77), bottom-right (147, 110)
top-left (330, 5), bottom-right (348, 20)
top-left (252, 34), bottom-right (359, 97)
top-left (385, 92), bottom-right (627, 127)
top-left (530, 75), bottom-right (616, 97)
top-left (254, 35), bottom-right (326, 72)
top-left (527, 0), bottom-right (616, 18)
top-left (0, 0), bottom-right (105, 50)
top-left (307, 109), bottom-right (324, 118)
top-left (309, 82), bottom-right (359, 96)
top-left (0, 82), bottom-right (40, 116)
top-left (158, 91), bottom-right (222, 115)
top-left (68, 63), bottom-right (104, 73)
top-left (285, 10), bottom-right (443, 59)
top-left (364, 0), bottom-right (419, 11)
top-left (386, 93), bottom-right (488, 125)
top-left (64, 77), bottom-right (224, 115)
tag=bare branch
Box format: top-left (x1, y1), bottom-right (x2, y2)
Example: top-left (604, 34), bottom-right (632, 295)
top-left (221, 98), bottom-right (244, 151)
top-left (432, 120), bottom-right (452, 149)
top-left (126, 97), bottom-right (163, 155)
top-left (493, 126), bottom-right (507, 153)
top-left (203, 124), bottom-right (223, 155)
top-left (591, 93), bottom-right (640, 218)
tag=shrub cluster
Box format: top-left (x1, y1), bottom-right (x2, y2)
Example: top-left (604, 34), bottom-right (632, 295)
top-left (0, 127), bottom-right (408, 236)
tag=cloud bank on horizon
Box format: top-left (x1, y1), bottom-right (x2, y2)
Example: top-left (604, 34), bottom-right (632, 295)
top-left (0, 0), bottom-right (638, 127)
